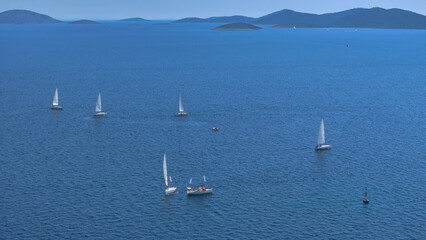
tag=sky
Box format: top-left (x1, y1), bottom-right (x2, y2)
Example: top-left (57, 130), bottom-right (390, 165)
top-left (1, 0), bottom-right (425, 20)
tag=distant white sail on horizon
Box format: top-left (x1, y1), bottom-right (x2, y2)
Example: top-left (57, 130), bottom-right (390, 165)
top-left (52, 88), bottom-right (59, 106)
top-left (179, 94), bottom-right (184, 112)
top-left (163, 153), bottom-right (168, 187)
top-left (95, 93), bottom-right (102, 113)
top-left (317, 118), bottom-right (326, 145)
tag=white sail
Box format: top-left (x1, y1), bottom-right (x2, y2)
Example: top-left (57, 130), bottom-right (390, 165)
top-left (52, 88), bottom-right (59, 106)
top-left (95, 93), bottom-right (102, 113)
top-left (179, 94), bottom-right (184, 112)
top-left (317, 118), bottom-right (326, 145)
top-left (163, 153), bottom-right (168, 187)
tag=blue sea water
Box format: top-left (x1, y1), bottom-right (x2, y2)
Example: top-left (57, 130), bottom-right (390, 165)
top-left (0, 22), bottom-right (425, 239)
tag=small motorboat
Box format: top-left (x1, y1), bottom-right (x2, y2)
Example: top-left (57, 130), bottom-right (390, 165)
top-left (212, 127), bottom-right (219, 131)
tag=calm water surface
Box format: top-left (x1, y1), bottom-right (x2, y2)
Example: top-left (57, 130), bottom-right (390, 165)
top-left (0, 23), bottom-right (425, 239)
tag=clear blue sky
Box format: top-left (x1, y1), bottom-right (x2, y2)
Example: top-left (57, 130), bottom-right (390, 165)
top-left (1, 0), bottom-right (425, 20)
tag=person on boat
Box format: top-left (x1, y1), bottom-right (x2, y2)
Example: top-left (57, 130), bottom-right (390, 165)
top-left (202, 187), bottom-right (206, 191)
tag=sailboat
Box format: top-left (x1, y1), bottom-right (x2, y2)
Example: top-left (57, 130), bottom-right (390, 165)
top-left (315, 118), bottom-right (332, 150)
top-left (187, 152), bottom-right (213, 195)
top-left (51, 88), bottom-right (63, 110)
top-left (163, 153), bottom-right (177, 195)
top-left (363, 187), bottom-right (370, 204)
top-left (175, 94), bottom-right (188, 116)
top-left (93, 93), bottom-right (107, 117)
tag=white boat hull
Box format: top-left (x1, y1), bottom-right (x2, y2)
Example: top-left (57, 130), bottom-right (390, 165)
top-left (51, 105), bottom-right (63, 110)
top-left (186, 186), bottom-right (213, 195)
top-left (165, 186), bottom-right (178, 195)
top-left (175, 111), bottom-right (188, 117)
top-left (94, 111), bottom-right (107, 117)
top-left (315, 144), bottom-right (332, 150)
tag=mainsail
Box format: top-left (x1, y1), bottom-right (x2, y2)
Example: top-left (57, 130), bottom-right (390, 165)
top-left (95, 93), bottom-right (102, 112)
top-left (179, 94), bottom-right (184, 112)
top-left (52, 88), bottom-right (59, 106)
top-left (317, 118), bottom-right (326, 145)
top-left (163, 153), bottom-right (168, 187)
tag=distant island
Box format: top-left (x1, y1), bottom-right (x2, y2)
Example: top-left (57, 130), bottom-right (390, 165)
top-left (68, 20), bottom-right (100, 24)
top-left (120, 17), bottom-right (149, 22)
top-left (175, 7), bottom-right (426, 29)
top-left (0, 9), bottom-right (61, 24)
top-left (212, 23), bottom-right (262, 31)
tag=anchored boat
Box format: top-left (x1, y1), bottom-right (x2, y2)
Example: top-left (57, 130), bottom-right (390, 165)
top-left (51, 88), bottom-right (63, 110)
top-left (94, 93), bottom-right (107, 117)
top-left (163, 153), bottom-right (177, 195)
top-left (315, 118), bottom-right (331, 150)
top-left (363, 187), bottom-right (370, 204)
top-left (186, 177), bottom-right (213, 195)
top-left (187, 152), bottom-right (213, 195)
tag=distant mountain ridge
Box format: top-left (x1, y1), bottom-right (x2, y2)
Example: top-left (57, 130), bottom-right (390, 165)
top-left (175, 7), bottom-right (426, 29)
top-left (0, 9), bottom-right (61, 24)
top-left (1, 8), bottom-right (425, 29)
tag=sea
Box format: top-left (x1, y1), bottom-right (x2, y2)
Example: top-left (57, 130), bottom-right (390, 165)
top-left (0, 22), bottom-right (425, 239)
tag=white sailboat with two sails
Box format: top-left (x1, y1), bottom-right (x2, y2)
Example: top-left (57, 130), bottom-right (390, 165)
top-left (163, 153), bottom-right (177, 195)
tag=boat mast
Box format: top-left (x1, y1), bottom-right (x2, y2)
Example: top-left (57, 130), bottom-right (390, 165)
top-left (95, 93), bottom-right (102, 112)
top-left (163, 153), bottom-right (168, 187)
top-left (53, 88), bottom-right (59, 106)
top-left (318, 118), bottom-right (326, 145)
top-left (179, 94), bottom-right (184, 112)
top-left (201, 151), bottom-right (205, 185)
